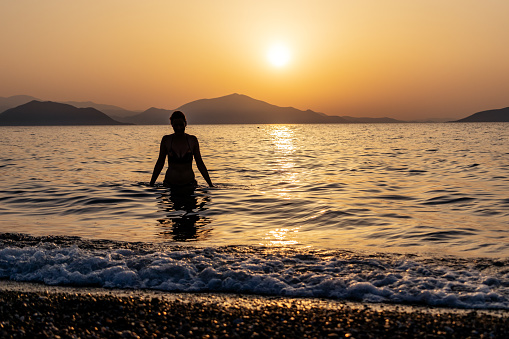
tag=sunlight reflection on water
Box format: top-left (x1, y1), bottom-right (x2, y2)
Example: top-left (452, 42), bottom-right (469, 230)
top-left (263, 227), bottom-right (300, 246)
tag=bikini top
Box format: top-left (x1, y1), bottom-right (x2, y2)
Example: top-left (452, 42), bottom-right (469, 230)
top-left (168, 135), bottom-right (193, 164)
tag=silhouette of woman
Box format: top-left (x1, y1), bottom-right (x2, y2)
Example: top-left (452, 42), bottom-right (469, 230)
top-left (150, 111), bottom-right (213, 188)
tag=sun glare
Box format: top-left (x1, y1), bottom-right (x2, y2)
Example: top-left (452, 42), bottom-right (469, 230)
top-left (267, 44), bottom-right (291, 68)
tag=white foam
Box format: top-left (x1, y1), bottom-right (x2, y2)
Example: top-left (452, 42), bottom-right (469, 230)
top-left (1, 245), bottom-right (508, 310)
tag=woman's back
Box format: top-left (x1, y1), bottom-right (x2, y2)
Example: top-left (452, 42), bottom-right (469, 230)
top-left (149, 111), bottom-right (213, 188)
top-left (163, 133), bottom-right (196, 187)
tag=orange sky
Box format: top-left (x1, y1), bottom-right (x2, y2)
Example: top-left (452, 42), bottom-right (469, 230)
top-left (1, 1), bottom-right (509, 120)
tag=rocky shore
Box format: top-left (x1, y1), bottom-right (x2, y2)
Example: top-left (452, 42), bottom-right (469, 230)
top-left (1, 282), bottom-right (508, 338)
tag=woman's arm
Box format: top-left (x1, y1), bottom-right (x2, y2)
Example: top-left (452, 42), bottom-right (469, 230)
top-left (149, 137), bottom-right (167, 186)
top-left (192, 137), bottom-right (214, 187)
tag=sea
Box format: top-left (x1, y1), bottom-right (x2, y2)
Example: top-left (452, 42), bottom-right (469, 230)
top-left (1, 123), bottom-right (508, 309)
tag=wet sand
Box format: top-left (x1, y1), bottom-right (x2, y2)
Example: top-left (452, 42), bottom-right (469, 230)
top-left (1, 281), bottom-right (508, 338)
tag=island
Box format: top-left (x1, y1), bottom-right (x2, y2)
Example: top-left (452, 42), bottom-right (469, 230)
top-left (451, 107), bottom-right (509, 122)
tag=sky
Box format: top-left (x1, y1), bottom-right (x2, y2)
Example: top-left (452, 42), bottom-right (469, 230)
top-left (1, 0), bottom-right (509, 120)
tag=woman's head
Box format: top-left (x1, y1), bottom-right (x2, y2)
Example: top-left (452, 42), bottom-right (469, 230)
top-left (170, 111), bottom-right (187, 133)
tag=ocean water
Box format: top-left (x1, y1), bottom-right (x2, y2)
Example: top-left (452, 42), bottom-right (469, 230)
top-left (1, 123), bottom-right (508, 309)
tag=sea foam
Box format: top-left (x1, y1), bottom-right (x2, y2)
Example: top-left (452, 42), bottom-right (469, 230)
top-left (1, 239), bottom-right (507, 310)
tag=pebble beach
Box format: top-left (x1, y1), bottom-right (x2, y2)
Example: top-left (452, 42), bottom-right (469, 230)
top-left (1, 281), bottom-right (508, 338)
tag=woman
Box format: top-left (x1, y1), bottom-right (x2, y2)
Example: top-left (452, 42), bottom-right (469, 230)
top-left (149, 111), bottom-right (213, 188)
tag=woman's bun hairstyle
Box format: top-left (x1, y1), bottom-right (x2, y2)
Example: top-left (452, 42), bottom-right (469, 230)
top-left (170, 111), bottom-right (187, 124)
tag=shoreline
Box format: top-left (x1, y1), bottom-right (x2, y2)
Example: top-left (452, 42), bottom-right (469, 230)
top-left (1, 281), bottom-right (508, 338)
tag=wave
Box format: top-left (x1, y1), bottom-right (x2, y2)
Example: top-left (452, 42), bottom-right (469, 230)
top-left (1, 233), bottom-right (508, 310)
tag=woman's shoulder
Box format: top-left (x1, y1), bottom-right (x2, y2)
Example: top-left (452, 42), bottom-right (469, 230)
top-left (185, 133), bottom-right (198, 141)
top-left (161, 134), bottom-right (174, 142)
top-left (185, 134), bottom-right (199, 147)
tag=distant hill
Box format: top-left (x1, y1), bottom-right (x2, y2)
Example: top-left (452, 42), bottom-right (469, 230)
top-left (178, 93), bottom-right (348, 124)
top-left (63, 101), bottom-right (140, 119)
top-left (452, 107), bottom-right (509, 122)
top-left (340, 116), bottom-right (402, 123)
top-left (121, 107), bottom-right (174, 125)
top-left (122, 93), bottom-right (404, 125)
top-left (0, 95), bottom-right (39, 113)
top-left (179, 93), bottom-right (403, 124)
top-left (0, 101), bottom-right (129, 125)
top-left (1, 96), bottom-right (139, 120)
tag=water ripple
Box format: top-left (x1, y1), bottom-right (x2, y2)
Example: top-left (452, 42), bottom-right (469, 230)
top-left (423, 196), bottom-right (476, 205)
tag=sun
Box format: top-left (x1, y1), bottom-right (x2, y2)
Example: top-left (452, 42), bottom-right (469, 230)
top-left (267, 44), bottom-right (291, 68)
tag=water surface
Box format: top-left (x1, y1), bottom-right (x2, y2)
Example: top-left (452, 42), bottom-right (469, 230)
top-left (1, 123), bottom-right (507, 257)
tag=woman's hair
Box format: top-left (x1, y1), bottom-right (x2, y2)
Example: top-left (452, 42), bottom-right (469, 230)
top-left (170, 111), bottom-right (187, 124)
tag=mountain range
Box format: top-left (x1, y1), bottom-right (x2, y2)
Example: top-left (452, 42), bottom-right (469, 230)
top-left (0, 95), bottom-right (40, 114)
top-left (0, 94), bottom-right (402, 125)
top-left (0, 101), bottom-right (128, 125)
top-left (121, 94), bottom-right (401, 125)
top-left (62, 101), bottom-right (142, 120)
top-left (0, 94), bottom-right (508, 125)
